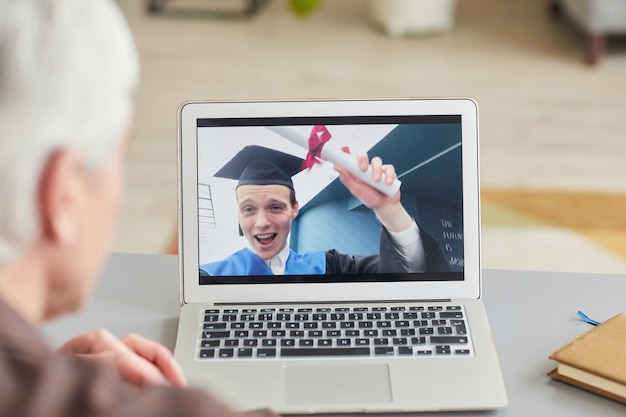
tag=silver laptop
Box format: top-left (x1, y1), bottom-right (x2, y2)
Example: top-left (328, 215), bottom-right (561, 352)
top-left (174, 98), bottom-right (507, 413)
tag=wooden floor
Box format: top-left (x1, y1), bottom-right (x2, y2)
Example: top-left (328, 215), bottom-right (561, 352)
top-left (482, 189), bottom-right (626, 261)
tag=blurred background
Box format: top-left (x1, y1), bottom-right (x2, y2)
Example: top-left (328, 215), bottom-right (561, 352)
top-left (112, 0), bottom-right (626, 274)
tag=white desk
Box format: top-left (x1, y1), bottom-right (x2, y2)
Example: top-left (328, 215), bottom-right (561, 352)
top-left (43, 253), bottom-right (626, 416)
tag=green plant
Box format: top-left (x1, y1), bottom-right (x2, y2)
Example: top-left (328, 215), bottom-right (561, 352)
top-left (288, 0), bottom-right (323, 16)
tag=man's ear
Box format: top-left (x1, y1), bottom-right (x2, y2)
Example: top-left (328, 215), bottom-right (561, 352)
top-left (38, 149), bottom-right (84, 245)
top-left (292, 201), bottom-right (299, 219)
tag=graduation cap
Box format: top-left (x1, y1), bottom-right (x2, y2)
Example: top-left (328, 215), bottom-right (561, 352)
top-left (213, 145), bottom-right (305, 191)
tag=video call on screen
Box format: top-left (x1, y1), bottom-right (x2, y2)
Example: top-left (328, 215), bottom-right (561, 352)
top-left (196, 116), bottom-right (464, 284)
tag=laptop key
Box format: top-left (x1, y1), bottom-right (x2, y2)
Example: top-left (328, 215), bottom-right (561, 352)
top-left (375, 347), bottom-right (395, 356)
top-left (281, 347), bottom-right (370, 357)
top-left (204, 314), bottom-right (219, 322)
top-left (299, 339), bottom-right (314, 346)
top-left (202, 331), bottom-right (230, 339)
top-left (281, 339), bottom-right (296, 347)
top-left (430, 336), bottom-right (468, 344)
top-left (437, 327), bottom-right (453, 335)
top-left (203, 322), bottom-right (227, 330)
top-left (199, 349), bottom-right (215, 358)
top-left (440, 311), bottom-right (464, 319)
top-left (201, 340), bottom-right (219, 348)
top-left (392, 337), bottom-right (408, 345)
top-left (257, 349), bottom-right (276, 357)
top-left (238, 348), bottom-right (253, 357)
top-left (219, 349), bottom-right (234, 358)
top-left (436, 346), bottom-right (451, 355)
top-left (451, 320), bottom-right (467, 335)
top-left (398, 346), bottom-right (413, 355)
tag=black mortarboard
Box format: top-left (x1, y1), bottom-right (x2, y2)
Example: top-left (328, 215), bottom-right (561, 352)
top-left (213, 145), bottom-right (305, 191)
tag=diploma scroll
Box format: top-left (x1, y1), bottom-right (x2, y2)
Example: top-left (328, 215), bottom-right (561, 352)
top-left (267, 126), bottom-right (401, 197)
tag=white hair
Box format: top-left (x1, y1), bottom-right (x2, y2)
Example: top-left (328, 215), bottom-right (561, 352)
top-left (0, 0), bottom-right (139, 263)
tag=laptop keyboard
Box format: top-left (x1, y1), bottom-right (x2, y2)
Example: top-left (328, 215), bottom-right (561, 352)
top-left (197, 304), bottom-right (474, 359)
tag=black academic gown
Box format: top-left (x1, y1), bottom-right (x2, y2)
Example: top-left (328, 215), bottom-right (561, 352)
top-left (325, 227), bottom-right (450, 274)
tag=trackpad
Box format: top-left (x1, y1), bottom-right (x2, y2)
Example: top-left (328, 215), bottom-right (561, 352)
top-left (284, 364), bottom-right (392, 406)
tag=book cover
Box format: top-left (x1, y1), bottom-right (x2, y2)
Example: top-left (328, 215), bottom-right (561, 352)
top-left (549, 313), bottom-right (626, 404)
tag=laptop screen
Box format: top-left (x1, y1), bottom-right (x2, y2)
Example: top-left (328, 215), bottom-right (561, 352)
top-left (195, 115), bottom-right (464, 285)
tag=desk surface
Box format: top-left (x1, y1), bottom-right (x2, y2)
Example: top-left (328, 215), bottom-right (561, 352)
top-left (43, 253), bottom-right (626, 416)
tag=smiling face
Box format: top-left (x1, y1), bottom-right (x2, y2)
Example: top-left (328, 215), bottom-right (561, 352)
top-left (236, 184), bottom-right (299, 260)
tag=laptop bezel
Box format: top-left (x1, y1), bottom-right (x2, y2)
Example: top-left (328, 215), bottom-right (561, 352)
top-left (177, 98), bottom-right (481, 305)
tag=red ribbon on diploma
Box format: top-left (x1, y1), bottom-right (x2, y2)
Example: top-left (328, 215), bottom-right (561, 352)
top-left (302, 125), bottom-right (331, 169)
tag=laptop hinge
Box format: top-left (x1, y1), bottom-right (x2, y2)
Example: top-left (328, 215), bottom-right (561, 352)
top-left (213, 299), bottom-right (452, 306)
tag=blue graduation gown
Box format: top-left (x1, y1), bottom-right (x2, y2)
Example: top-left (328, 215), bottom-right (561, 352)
top-left (200, 247), bottom-right (326, 276)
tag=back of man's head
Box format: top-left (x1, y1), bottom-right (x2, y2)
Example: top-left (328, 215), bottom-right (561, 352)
top-left (0, 0), bottom-right (139, 263)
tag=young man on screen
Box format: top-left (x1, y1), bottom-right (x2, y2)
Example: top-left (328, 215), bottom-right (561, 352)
top-left (199, 146), bottom-right (449, 276)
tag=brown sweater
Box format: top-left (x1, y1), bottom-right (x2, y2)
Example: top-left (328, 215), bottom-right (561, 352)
top-left (0, 299), bottom-right (277, 417)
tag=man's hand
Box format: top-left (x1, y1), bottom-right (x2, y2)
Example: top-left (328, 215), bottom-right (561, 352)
top-left (58, 329), bottom-right (187, 388)
top-left (334, 147), bottom-right (412, 232)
